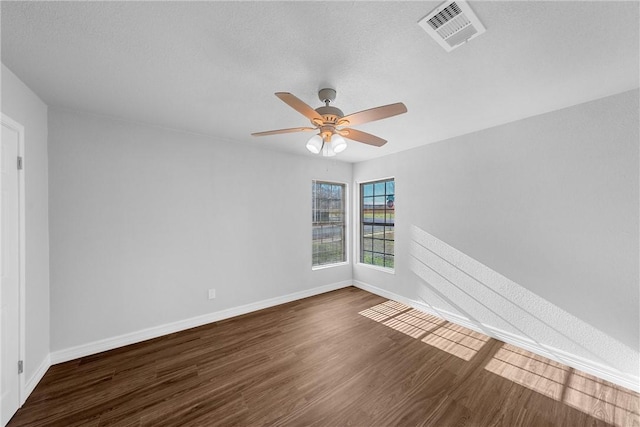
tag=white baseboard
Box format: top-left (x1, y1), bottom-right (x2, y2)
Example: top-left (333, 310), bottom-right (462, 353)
top-left (353, 280), bottom-right (640, 393)
top-left (22, 354), bottom-right (51, 405)
top-left (51, 280), bottom-right (352, 365)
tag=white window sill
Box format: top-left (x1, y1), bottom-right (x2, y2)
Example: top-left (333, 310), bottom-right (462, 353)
top-left (357, 263), bottom-right (395, 274)
top-left (312, 261), bottom-right (349, 271)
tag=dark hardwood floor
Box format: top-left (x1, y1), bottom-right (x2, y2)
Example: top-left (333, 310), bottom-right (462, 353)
top-left (8, 287), bottom-right (639, 426)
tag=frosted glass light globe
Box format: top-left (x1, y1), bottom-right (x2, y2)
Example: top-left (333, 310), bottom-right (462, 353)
top-left (306, 134), bottom-right (323, 154)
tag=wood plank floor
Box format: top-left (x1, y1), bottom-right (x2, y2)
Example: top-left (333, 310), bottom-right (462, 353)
top-left (8, 287), bottom-right (640, 427)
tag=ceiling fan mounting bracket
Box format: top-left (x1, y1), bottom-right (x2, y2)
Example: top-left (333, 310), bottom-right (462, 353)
top-left (318, 88), bottom-right (337, 104)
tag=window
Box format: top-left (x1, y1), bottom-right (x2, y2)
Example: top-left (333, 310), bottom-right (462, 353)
top-left (360, 178), bottom-right (395, 269)
top-left (312, 181), bottom-right (346, 267)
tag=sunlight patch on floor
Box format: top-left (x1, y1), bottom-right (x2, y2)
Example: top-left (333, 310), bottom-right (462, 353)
top-left (358, 300), bottom-right (411, 323)
top-left (359, 300), bottom-right (489, 360)
top-left (563, 370), bottom-right (640, 426)
top-left (421, 322), bottom-right (490, 361)
top-left (383, 309), bottom-right (445, 339)
top-left (485, 344), bottom-right (640, 426)
top-left (485, 344), bottom-right (569, 399)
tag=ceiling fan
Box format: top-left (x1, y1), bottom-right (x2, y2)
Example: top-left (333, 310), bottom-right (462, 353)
top-left (252, 88), bottom-right (407, 157)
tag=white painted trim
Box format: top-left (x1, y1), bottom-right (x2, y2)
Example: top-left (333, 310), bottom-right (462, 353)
top-left (353, 280), bottom-right (640, 393)
top-left (51, 280), bottom-right (352, 365)
top-left (23, 354), bottom-right (50, 403)
top-left (312, 261), bottom-right (349, 271)
top-left (356, 263), bottom-right (395, 275)
top-left (1, 114), bottom-right (27, 405)
top-left (354, 175), bottom-right (396, 185)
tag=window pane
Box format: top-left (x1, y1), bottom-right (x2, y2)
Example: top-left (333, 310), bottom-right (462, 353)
top-left (372, 253), bottom-right (385, 266)
top-left (385, 211), bottom-right (394, 224)
top-left (333, 185), bottom-right (342, 199)
top-left (373, 225), bottom-right (385, 236)
top-left (373, 239), bottom-right (385, 253)
top-left (363, 196), bottom-right (374, 208)
top-left (386, 195), bottom-right (395, 209)
top-left (384, 255), bottom-right (395, 268)
top-left (363, 184), bottom-right (374, 197)
top-left (386, 181), bottom-right (395, 195)
top-left (374, 182), bottom-right (385, 196)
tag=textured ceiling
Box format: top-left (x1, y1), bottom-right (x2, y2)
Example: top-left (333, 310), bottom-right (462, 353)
top-left (2, 1), bottom-right (638, 163)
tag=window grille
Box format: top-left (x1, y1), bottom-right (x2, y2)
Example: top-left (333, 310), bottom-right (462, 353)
top-left (312, 181), bottom-right (346, 266)
top-left (360, 179), bottom-right (394, 269)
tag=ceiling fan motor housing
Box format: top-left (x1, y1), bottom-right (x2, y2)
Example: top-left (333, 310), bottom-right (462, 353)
top-left (315, 105), bottom-right (344, 122)
top-left (314, 105), bottom-right (344, 141)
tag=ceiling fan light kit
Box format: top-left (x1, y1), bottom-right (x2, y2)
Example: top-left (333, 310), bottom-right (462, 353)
top-left (307, 133), bottom-right (347, 157)
top-left (252, 88), bottom-right (407, 157)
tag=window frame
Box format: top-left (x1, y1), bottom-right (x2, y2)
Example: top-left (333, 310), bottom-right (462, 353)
top-left (311, 179), bottom-right (349, 270)
top-left (357, 177), bottom-right (396, 273)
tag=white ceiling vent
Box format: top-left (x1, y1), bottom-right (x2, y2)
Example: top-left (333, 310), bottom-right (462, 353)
top-left (418, 0), bottom-right (486, 52)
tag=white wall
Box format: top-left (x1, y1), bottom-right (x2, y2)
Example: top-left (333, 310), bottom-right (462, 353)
top-left (0, 64), bottom-right (50, 382)
top-left (48, 109), bottom-right (352, 352)
top-left (353, 90), bottom-right (639, 387)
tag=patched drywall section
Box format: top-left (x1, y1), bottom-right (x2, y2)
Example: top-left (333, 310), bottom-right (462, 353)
top-left (353, 89), bottom-right (639, 386)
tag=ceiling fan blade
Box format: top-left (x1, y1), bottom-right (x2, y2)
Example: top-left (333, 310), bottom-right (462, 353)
top-left (252, 127), bottom-right (316, 137)
top-left (337, 102), bottom-right (407, 127)
top-left (275, 92), bottom-right (324, 124)
top-left (338, 128), bottom-right (387, 147)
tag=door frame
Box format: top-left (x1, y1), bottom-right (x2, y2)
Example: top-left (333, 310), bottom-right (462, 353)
top-left (1, 113), bottom-right (26, 405)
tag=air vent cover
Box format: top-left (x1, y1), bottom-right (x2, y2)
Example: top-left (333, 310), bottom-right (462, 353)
top-left (418, 0), bottom-right (485, 52)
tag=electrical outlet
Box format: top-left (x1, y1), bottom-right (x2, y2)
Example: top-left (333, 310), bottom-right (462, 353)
top-left (208, 288), bottom-right (216, 300)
